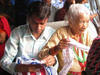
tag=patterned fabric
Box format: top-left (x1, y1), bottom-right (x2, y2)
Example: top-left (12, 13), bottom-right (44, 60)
top-left (16, 56), bottom-right (52, 75)
top-left (59, 38), bottom-right (90, 75)
top-left (68, 71), bottom-right (81, 75)
top-left (0, 25), bottom-right (56, 74)
top-left (85, 35), bottom-right (100, 75)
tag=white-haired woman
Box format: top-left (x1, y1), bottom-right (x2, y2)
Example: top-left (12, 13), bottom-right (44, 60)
top-left (38, 4), bottom-right (98, 75)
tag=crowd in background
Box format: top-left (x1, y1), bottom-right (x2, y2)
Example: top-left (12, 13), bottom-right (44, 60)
top-left (0, 0), bottom-right (100, 29)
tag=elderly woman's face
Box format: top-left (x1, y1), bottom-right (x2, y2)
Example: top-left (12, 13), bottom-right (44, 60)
top-left (71, 13), bottom-right (89, 34)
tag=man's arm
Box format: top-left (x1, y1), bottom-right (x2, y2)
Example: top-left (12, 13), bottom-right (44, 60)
top-left (15, 64), bottom-right (43, 72)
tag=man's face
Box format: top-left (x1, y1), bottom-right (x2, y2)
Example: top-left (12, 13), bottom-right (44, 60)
top-left (29, 16), bottom-right (48, 34)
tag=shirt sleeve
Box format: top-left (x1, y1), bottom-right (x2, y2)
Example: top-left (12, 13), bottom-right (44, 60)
top-left (38, 27), bottom-right (65, 59)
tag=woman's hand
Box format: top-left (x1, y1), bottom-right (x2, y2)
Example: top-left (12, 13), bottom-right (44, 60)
top-left (42, 55), bottom-right (56, 66)
top-left (57, 38), bottom-right (70, 50)
top-left (48, 38), bottom-right (70, 56)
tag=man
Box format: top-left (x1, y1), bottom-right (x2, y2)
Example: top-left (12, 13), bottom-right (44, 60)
top-left (0, 1), bottom-right (57, 75)
top-left (14, 0), bottom-right (42, 27)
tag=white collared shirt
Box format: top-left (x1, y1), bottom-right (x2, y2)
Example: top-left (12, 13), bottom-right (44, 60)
top-left (0, 24), bottom-right (55, 74)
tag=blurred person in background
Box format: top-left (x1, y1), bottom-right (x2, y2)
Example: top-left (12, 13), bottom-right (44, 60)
top-left (54, 0), bottom-right (75, 21)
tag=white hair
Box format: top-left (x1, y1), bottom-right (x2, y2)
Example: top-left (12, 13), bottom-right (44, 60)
top-left (65, 4), bottom-right (90, 22)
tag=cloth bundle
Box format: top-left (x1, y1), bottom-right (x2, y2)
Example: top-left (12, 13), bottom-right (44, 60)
top-left (59, 38), bottom-right (90, 75)
top-left (16, 56), bottom-right (53, 75)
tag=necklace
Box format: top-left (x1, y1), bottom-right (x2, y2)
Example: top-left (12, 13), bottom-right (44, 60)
top-left (73, 47), bottom-right (86, 63)
top-left (72, 34), bottom-right (86, 70)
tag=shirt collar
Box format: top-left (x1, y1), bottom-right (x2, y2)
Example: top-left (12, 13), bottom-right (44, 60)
top-left (37, 27), bottom-right (49, 41)
top-left (24, 24), bottom-right (32, 37)
top-left (24, 24), bottom-right (48, 41)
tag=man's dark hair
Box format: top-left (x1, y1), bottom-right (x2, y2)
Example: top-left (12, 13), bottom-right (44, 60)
top-left (75, 0), bottom-right (83, 3)
top-left (27, 1), bottom-right (51, 20)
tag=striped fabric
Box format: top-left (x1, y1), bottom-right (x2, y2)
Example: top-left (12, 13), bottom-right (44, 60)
top-left (85, 36), bottom-right (100, 75)
top-left (16, 56), bottom-right (52, 75)
top-left (68, 71), bottom-right (81, 75)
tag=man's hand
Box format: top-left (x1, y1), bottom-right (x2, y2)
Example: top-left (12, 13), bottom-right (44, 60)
top-left (42, 55), bottom-right (56, 66)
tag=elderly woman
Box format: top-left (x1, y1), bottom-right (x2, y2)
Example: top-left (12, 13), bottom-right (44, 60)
top-left (38, 4), bottom-right (98, 75)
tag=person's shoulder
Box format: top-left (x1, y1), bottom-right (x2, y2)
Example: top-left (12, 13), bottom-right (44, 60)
top-left (13, 24), bottom-right (27, 30)
top-left (45, 26), bottom-right (56, 32)
top-left (94, 35), bottom-right (100, 41)
top-left (52, 26), bottom-right (67, 35)
top-left (57, 26), bottom-right (67, 31)
top-left (43, 26), bottom-right (56, 39)
top-left (89, 35), bottom-right (100, 47)
top-left (11, 24), bottom-right (28, 34)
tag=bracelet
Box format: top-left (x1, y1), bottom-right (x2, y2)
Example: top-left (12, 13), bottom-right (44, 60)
top-left (49, 46), bottom-right (60, 56)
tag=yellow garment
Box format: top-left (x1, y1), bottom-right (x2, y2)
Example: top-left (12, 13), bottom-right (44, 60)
top-left (39, 25), bottom-right (97, 74)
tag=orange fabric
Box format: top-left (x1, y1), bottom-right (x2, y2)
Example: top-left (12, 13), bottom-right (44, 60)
top-left (0, 16), bottom-right (11, 59)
